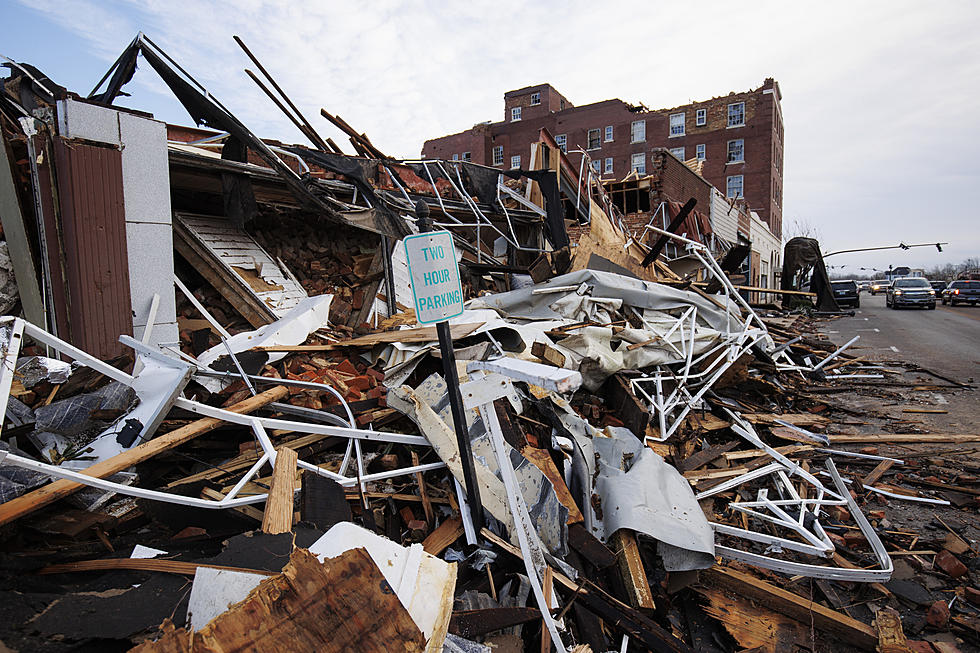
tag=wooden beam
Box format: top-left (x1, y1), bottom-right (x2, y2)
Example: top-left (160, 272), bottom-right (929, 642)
top-left (701, 566), bottom-right (878, 650)
top-left (829, 434), bottom-right (980, 444)
top-left (422, 517), bottom-right (464, 556)
top-left (0, 386), bottom-right (288, 527)
top-left (39, 558), bottom-right (274, 577)
top-left (862, 459), bottom-right (895, 487)
top-left (257, 322), bottom-right (484, 351)
top-left (611, 529), bottom-right (656, 610)
top-left (261, 447), bottom-right (297, 534)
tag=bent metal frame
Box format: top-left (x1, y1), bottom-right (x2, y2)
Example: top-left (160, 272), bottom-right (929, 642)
top-left (0, 316), bottom-right (444, 511)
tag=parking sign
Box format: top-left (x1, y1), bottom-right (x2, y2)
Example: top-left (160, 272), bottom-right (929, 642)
top-left (404, 232), bottom-right (464, 324)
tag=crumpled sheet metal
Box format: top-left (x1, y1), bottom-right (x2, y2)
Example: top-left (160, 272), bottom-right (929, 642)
top-left (548, 396), bottom-right (715, 571)
top-left (15, 356), bottom-right (73, 388)
top-left (389, 374), bottom-right (568, 557)
top-left (468, 269), bottom-right (740, 334)
top-left (551, 323), bottom-right (722, 391)
top-left (196, 294), bottom-right (333, 393)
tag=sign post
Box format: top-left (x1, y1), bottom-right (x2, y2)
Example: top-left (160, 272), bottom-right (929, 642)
top-left (408, 201), bottom-right (484, 529)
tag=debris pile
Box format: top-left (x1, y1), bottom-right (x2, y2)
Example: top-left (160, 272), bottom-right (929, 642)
top-left (0, 33), bottom-right (977, 653)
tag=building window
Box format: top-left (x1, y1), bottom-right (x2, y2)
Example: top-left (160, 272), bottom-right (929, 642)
top-left (726, 174), bottom-right (743, 198)
top-left (492, 146), bottom-right (503, 166)
top-left (669, 147), bottom-right (685, 159)
top-left (555, 134), bottom-right (567, 153)
top-left (604, 157), bottom-right (613, 174)
top-left (631, 152), bottom-right (646, 175)
top-left (530, 92), bottom-right (541, 106)
top-left (604, 125), bottom-right (613, 142)
top-left (669, 112), bottom-right (685, 137)
top-left (510, 155), bottom-right (521, 169)
top-left (591, 159), bottom-right (601, 173)
top-left (630, 120), bottom-right (645, 143)
top-left (727, 102), bottom-right (745, 127)
top-left (727, 139), bottom-right (744, 163)
top-left (696, 108), bottom-right (706, 126)
top-left (462, 152), bottom-right (471, 162)
top-left (587, 128), bottom-right (601, 150)
top-left (696, 144), bottom-right (705, 160)
top-left (452, 153), bottom-right (459, 161)
top-left (511, 106), bottom-right (522, 122)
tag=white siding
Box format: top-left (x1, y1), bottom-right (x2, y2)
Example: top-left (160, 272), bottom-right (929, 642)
top-left (709, 188), bottom-right (739, 246)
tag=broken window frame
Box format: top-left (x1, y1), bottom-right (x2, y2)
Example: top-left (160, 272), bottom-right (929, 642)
top-left (491, 145), bottom-right (503, 166)
top-left (586, 128), bottom-right (601, 150)
top-left (727, 138), bottom-right (744, 163)
top-left (669, 112), bottom-right (685, 137)
top-left (728, 101), bottom-right (745, 127)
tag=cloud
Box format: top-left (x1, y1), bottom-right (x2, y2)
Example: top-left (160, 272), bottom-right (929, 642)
top-left (12, 0), bottom-right (980, 271)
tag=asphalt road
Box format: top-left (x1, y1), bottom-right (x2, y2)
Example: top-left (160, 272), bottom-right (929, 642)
top-left (819, 292), bottom-right (980, 382)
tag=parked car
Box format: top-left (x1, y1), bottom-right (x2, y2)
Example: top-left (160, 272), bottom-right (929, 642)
top-left (929, 280), bottom-right (946, 293)
top-left (869, 281), bottom-right (891, 295)
top-left (941, 280), bottom-right (980, 306)
top-left (886, 277), bottom-right (936, 309)
top-left (830, 280), bottom-right (859, 308)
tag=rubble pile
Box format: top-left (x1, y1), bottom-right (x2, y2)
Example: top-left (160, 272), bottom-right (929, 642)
top-left (0, 33), bottom-right (977, 653)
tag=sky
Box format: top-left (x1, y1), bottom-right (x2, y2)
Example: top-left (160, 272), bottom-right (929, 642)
top-left (4, 1), bottom-right (979, 276)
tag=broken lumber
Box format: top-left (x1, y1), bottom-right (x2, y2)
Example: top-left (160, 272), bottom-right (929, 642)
top-left (261, 447), bottom-right (298, 534)
top-left (701, 566), bottom-right (878, 650)
top-left (131, 548), bottom-right (425, 652)
top-left (0, 386), bottom-right (289, 527)
top-left (611, 529), bottom-right (656, 610)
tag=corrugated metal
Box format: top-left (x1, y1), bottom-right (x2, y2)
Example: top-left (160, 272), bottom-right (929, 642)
top-left (55, 139), bottom-right (133, 359)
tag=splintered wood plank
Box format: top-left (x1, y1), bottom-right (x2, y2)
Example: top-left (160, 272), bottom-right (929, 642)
top-left (696, 587), bottom-right (813, 652)
top-left (610, 529), bottom-right (655, 610)
top-left (520, 446), bottom-right (585, 525)
top-left (829, 434), bottom-right (980, 444)
top-left (874, 608), bottom-right (914, 653)
top-left (740, 413), bottom-right (830, 427)
top-left (701, 566), bottom-right (878, 650)
top-left (676, 441), bottom-right (738, 473)
top-left (0, 386), bottom-right (288, 527)
top-left (257, 322), bottom-right (484, 351)
top-left (262, 447), bottom-right (297, 534)
top-left (131, 548), bottom-right (425, 652)
top-left (862, 459), bottom-right (896, 487)
top-left (423, 517), bottom-right (465, 555)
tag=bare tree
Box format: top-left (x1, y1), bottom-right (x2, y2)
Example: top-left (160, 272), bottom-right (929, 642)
top-left (785, 216), bottom-right (822, 242)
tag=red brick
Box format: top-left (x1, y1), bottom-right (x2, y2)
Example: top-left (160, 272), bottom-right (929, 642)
top-left (422, 79), bottom-right (783, 237)
top-left (926, 600), bottom-right (949, 628)
top-left (348, 376), bottom-right (372, 392)
top-left (366, 367), bottom-right (385, 381)
top-left (367, 386), bottom-right (386, 400)
top-left (934, 550), bottom-right (968, 578)
top-left (336, 359), bottom-right (358, 375)
top-left (964, 587), bottom-right (980, 606)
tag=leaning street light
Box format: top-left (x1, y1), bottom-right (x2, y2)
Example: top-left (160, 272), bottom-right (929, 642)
top-left (823, 242), bottom-right (947, 258)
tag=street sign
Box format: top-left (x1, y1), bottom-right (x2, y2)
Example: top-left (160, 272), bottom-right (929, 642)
top-left (404, 231), bottom-right (464, 324)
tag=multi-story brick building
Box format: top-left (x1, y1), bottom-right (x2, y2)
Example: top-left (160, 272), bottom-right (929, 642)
top-left (422, 78), bottom-right (784, 238)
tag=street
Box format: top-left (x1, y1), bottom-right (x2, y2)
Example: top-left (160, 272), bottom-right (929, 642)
top-left (817, 291), bottom-right (980, 433)
top-left (820, 291), bottom-right (980, 382)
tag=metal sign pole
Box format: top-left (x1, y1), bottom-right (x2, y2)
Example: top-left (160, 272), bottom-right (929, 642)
top-left (413, 200), bottom-right (485, 528)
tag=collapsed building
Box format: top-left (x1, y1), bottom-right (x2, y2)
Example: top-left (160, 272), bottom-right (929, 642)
top-left (0, 35), bottom-right (977, 653)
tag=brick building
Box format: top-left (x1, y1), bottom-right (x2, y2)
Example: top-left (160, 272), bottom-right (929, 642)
top-left (422, 78), bottom-right (784, 238)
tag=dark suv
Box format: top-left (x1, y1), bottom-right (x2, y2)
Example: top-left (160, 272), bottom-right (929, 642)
top-left (886, 277), bottom-right (936, 310)
top-left (941, 280), bottom-right (980, 306)
top-left (830, 280), bottom-right (859, 308)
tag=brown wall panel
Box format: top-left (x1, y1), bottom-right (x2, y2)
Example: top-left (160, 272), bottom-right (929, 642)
top-left (54, 139), bottom-right (132, 358)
